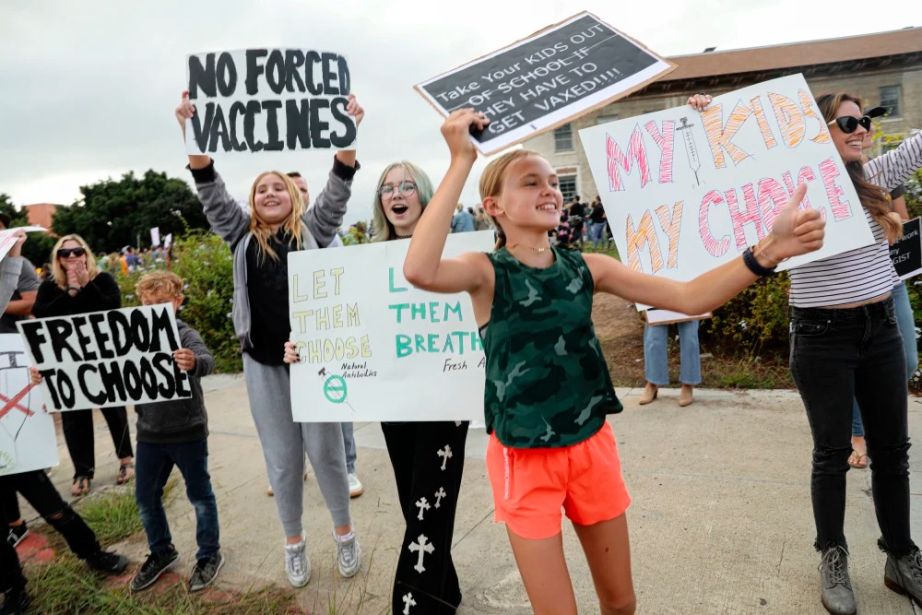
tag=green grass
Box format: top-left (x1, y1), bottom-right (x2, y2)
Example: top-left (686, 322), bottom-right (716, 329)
top-left (26, 555), bottom-right (299, 614)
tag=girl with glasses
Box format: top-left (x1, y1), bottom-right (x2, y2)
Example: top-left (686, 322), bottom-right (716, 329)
top-left (33, 234), bottom-right (135, 496)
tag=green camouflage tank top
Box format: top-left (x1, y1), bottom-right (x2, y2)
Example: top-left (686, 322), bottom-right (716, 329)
top-left (482, 247), bottom-right (622, 448)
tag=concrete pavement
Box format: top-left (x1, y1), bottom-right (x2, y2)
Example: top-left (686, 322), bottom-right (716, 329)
top-left (21, 377), bottom-right (922, 613)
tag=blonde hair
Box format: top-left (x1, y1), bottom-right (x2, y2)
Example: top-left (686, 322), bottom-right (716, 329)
top-left (478, 149), bottom-right (543, 249)
top-left (248, 171), bottom-right (305, 261)
top-left (51, 234), bottom-right (99, 290)
top-left (371, 161), bottom-right (434, 242)
top-left (815, 93), bottom-right (901, 243)
top-left (136, 271), bottom-right (183, 302)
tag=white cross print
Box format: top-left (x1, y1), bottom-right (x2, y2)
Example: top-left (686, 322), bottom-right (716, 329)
top-left (409, 533), bottom-right (435, 573)
top-left (415, 496), bottom-right (430, 520)
top-left (436, 444), bottom-right (453, 471)
top-left (402, 592), bottom-right (416, 614)
top-left (434, 487), bottom-right (447, 509)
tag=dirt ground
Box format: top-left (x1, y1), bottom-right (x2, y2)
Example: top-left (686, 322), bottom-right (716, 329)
top-left (592, 293), bottom-right (648, 386)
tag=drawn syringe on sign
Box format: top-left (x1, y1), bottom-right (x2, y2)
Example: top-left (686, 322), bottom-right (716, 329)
top-left (677, 116), bottom-right (702, 187)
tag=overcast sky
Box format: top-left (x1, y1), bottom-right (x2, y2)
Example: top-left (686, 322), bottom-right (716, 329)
top-left (1, 0), bottom-right (918, 227)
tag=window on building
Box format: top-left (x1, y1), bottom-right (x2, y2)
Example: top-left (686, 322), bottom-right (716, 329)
top-left (554, 124), bottom-right (573, 152)
top-left (558, 175), bottom-right (577, 202)
top-left (879, 85), bottom-right (901, 117)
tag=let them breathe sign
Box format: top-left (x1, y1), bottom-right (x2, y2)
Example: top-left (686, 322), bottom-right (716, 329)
top-left (416, 12), bottom-right (674, 154)
top-left (287, 232), bottom-right (494, 422)
top-left (185, 49), bottom-right (356, 154)
top-left (17, 305), bottom-right (192, 411)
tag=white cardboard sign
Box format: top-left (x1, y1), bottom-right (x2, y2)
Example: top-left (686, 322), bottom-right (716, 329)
top-left (288, 232), bottom-right (494, 422)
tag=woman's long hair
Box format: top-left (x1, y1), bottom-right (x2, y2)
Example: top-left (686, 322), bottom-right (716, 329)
top-left (816, 93), bottom-right (901, 242)
top-left (371, 161), bottom-right (433, 242)
top-left (247, 171), bottom-right (305, 261)
top-left (479, 149), bottom-right (544, 249)
top-left (50, 234), bottom-right (99, 290)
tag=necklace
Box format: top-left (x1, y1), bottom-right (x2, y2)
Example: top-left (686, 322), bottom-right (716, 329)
top-left (508, 242), bottom-right (551, 254)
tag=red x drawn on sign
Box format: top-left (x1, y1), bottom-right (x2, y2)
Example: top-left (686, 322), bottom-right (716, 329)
top-left (0, 383), bottom-right (37, 420)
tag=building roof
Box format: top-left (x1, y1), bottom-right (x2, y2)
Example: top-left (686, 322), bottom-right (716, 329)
top-left (663, 27), bottom-right (922, 81)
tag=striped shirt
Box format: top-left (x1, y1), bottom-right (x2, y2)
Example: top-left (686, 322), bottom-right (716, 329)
top-left (789, 133), bottom-right (922, 308)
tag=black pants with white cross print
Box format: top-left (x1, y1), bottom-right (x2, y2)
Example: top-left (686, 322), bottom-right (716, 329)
top-left (382, 421), bottom-right (468, 614)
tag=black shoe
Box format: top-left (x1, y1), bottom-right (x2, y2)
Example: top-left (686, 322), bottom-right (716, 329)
top-left (85, 549), bottom-right (129, 575)
top-left (885, 547), bottom-right (922, 606)
top-left (130, 549), bottom-right (179, 592)
top-left (819, 546), bottom-right (856, 615)
top-left (6, 523), bottom-right (28, 548)
top-left (189, 551), bottom-right (225, 592)
top-left (0, 587), bottom-right (31, 615)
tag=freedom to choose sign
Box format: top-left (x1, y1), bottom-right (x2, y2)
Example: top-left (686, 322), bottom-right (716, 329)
top-left (416, 12), bottom-right (674, 154)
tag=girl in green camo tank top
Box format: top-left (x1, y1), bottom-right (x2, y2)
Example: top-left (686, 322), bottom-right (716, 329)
top-left (404, 100), bottom-right (825, 615)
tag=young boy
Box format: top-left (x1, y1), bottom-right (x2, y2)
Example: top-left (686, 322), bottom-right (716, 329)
top-left (128, 271), bottom-right (222, 593)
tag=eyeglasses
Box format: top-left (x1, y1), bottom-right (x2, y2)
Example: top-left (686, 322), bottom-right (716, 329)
top-left (378, 181), bottom-right (417, 198)
top-left (828, 115), bottom-right (872, 134)
top-left (57, 247), bottom-right (86, 258)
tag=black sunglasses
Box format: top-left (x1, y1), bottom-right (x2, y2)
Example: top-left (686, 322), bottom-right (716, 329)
top-left (57, 247), bottom-right (86, 258)
top-left (828, 115), bottom-right (872, 134)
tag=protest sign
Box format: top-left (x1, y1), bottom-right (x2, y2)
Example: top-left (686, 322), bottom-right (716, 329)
top-left (891, 217), bottom-right (922, 280)
top-left (288, 231), bottom-right (493, 422)
top-left (579, 74), bottom-right (874, 308)
top-left (150, 227), bottom-right (161, 248)
top-left (416, 12), bottom-right (674, 154)
top-left (645, 309), bottom-right (711, 326)
top-left (0, 335), bottom-right (57, 477)
top-left (0, 226), bottom-right (47, 262)
top-left (17, 304), bottom-right (191, 411)
top-left (185, 49), bottom-right (355, 155)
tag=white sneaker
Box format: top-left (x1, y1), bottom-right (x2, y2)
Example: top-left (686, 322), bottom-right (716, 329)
top-left (334, 531), bottom-right (361, 578)
top-left (348, 473), bottom-right (364, 498)
top-left (284, 539), bottom-right (311, 587)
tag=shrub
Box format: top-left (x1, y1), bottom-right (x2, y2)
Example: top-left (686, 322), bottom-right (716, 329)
top-left (699, 273), bottom-right (791, 355)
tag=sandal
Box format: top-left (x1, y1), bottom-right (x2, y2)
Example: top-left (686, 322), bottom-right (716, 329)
top-left (116, 462), bottom-right (135, 485)
top-left (71, 476), bottom-right (91, 497)
top-left (848, 450), bottom-right (869, 469)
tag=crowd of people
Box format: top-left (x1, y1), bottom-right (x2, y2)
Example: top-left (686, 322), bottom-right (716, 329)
top-left (0, 83), bottom-right (920, 615)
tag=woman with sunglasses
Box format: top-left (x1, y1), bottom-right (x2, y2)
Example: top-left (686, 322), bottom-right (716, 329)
top-left (785, 93), bottom-right (922, 614)
top-left (33, 234), bottom-right (135, 496)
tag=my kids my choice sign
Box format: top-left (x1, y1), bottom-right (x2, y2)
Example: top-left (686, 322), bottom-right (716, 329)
top-left (185, 49), bottom-right (355, 154)
top-left (416, 12), bottom-right (674, 154)
top-left (287, 232), bottom-right (493, 422)
top-left (579, 73), bottom-right (874, 302)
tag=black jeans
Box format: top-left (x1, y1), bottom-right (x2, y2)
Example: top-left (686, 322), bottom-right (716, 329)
top-left (135, 439), bottom-right (220, 561)
top-left (790, 298), bottom-right (914, 555)
top-left (0, 470), bottom-right (102, 592)
top-left (382, 421), bottom-right (468, 615)
top-left (61, 406), bottom-right (134, 479)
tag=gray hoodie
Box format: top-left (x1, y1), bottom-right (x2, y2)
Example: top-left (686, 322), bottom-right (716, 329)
top-left (190, 159), bottom-right (354, 350)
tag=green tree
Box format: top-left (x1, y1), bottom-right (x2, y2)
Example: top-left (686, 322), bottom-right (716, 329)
top-left (51, 170), bottom-right (209, 253)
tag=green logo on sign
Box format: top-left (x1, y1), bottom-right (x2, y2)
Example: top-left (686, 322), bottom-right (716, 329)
top-left (323, 375), bottom-right (348, 404)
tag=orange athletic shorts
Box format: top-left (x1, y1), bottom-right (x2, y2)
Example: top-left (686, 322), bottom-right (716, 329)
top-left (485, 421), bottom-right (631, 540)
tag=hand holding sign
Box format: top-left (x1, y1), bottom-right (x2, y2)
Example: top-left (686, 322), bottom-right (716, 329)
top-left (7, 230), bottom-right (25, 257)
top-left (441, 109), bottom-right (490, 162)
top-left (761, 184), bottom-right (825, 264)
top-left (173, 348), bottom-right (197, 372)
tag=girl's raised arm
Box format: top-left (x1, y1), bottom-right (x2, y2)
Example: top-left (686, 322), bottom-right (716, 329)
top-left (404, 109), bottom-right (492, 296)
top-left (175, 91), bottom-right (211, 170)
top-left (587, 183), bottom-right (824, 313)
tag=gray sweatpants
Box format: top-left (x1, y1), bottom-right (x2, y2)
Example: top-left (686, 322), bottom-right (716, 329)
top-left (243, 354), bottom-right (351, 537)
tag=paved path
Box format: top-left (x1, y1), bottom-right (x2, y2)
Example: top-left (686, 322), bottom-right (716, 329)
top-left (22, 377), bottom-right (922, 613)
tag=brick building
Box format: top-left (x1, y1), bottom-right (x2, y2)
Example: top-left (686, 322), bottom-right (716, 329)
top-left (525, 27), bottom-right (922, 202)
